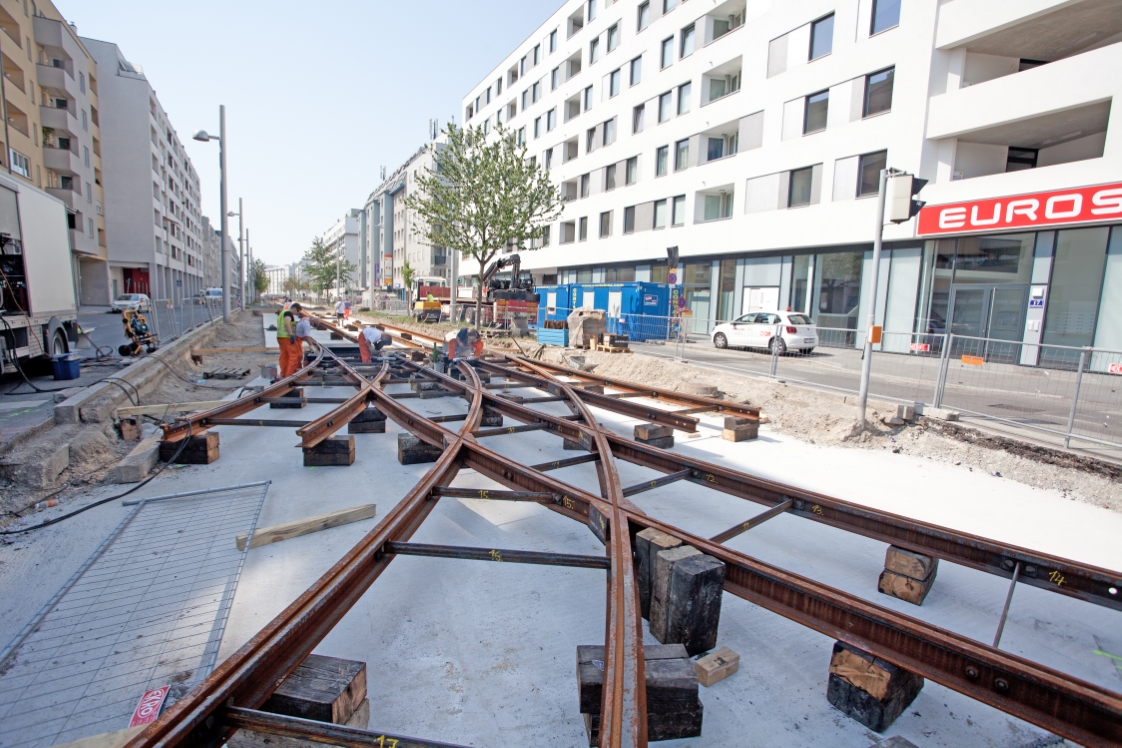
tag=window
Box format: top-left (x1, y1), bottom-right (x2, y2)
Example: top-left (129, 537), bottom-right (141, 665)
top-left (680, 24), bottom-right (695, 58)
top-left (864, 67), bottom-right (894, 117)
top-left (497, 77), bottom-right (503, 95)
top-left (590, 37), bottom-right (600, 64)
top-left (534, 117), bottom-right (542, 138)
top-left (654, 199), bottom-right (668, 229)
top-left (626, 156), bottom-right (638, 185)
top-left (858, 150), bottom-right (887, 196)
top-left (561, 220), bottom-right (576, 243)
top-left (79, 72), bottom-right (85, 92)
top-left (547, 109), bottom-right (556, 131)
top-left (658, 92), bottom-right (672, 122)
top-left (871, 0), bottom-right (901, 35)
top-left (624, 206), bottom-right (636, 233)
top-left (550, 29), bottom-right (558, 53)
top-left (703, 193), bottom-right (733, 221)
top-left (486, 87), bottom-right (492, 104)
top-left (605, 163), bottom-right (617, 190)
top-left (588, 0), bottom-right (597, 21)
top-left (517, 126), bottom-right (526, 145)
top-left (632, 104), bottom-right (645, 133)
top-left (637, 2), bottom-right (650, 31)
top-left (545, 148), bottom-right (554, 169)
top-left (580, 173), bottom-right (591, 197)
top-left (674, 139), bottom-right (689, 170)
top-left (663, 0), bottom-right (677, 11)
top-left (788, 167), bottom-right (814, 207)
top-left (552, 67), bottom-right (560, 90)
top-left (609, 69), bottom-right (621, 97)
top-left (579, 216), bottom-right (589, 241)
top-left (656, 145), bottom-right (669, 176)
top-left (600, 211), bottom-right (612, 237)
top-left (522, 90), bottom-right (530, 109)
top-left (672, 195), bottom-right (686, 226)
top-left (9, 149), bottom-right (28, 178)
top-left (83, 146), bottom-right (90, 166)
top-left (661, 37), bottom-right (674, 68)
top-left (86, 182), bottom-right (92, 202)
top-left (88, 218), bottom-right (94, 237)
top-left (810, 14), bottom-right (834, 60)
top-left (520, 56), bottom-right (527, 76)
top-left (587, 127), bottom-right (597, 152)
top-left (81, 110), bottom-right (88, 131)
top-left (804, 90), bottom-right (828, 134)
top-left (532, 81), bottom-right (541, 102)
top-left (542, 224), bottom-right (551, 246)
top-left (1006, 147), bottom-right (1038, 172)
top-left (607, 24), bottom-right (619, 52)
top-left (533, 44), bottom-right (541, 65)
top-left (604, 118), bottom-right (616, 145)
top-left (677, 82), bottom-right (691, 115)
top-left (630, 56), bottom-right (642, 86)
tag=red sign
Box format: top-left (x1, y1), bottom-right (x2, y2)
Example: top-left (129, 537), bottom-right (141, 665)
top-left (909, 343), bottom-right (930, 352)
top-left (129, 686), bottom-right (169, 727)
top-left (1109, 363), bottom-right (1122, 375)
top-left (917, 182), bottom-right (1122, 236)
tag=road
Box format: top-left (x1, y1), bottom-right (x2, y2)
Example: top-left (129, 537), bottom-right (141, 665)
top-left (77, 303), bottom-right (222, 356)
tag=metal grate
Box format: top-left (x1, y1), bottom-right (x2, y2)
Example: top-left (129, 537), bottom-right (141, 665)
top-left (0, 481), bottom-right (270, 747)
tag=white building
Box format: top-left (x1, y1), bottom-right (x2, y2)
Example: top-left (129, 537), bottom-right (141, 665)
top-left (200, 215), bottom-right (221, 289)
top-left (82, 38), bottom-right (204, 304)
top-left (264, 265), bottom-right (288, 296)
top-left (362, 140), bottom-right (450, 297)
top-left (321, 208), bottom-right (364, 296)
top-left (462, 0), bottom-right (1122, 361)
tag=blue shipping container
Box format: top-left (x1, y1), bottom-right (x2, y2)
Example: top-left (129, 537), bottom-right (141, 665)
top-left (567, 282), bottom-right (671, 342)
top-left (535, 284), bottom-right (573, 326)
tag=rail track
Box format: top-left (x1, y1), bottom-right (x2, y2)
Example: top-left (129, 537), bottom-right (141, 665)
top-left (133, 313), bottom-right (1122, 748)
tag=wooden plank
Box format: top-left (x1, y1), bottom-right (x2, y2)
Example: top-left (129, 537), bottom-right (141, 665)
top-left (236, 503), bottom-right (378, 551)
top-left (694, 646), bottom-right (740, 687)
top-left (191, 346), bottom-right (273, 354)
top-left (117, 400), bottom-right (230, 418)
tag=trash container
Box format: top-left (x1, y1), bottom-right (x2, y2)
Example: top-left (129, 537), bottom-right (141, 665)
top-left (51, 353), bottom-right (81, 381)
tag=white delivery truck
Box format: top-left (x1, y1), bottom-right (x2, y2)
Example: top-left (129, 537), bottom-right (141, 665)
top-left (0, 172), bottom-right (80, 374)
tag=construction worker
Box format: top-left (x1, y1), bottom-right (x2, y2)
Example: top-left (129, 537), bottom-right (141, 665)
top-left (275, 304), bottom-right (297, 379)
top-left (344, 299), bottom-right (352, 321)
top-left (335, 298), bottom-right (345, 321)
top-left (358, 325), bottom-right (392, 363)
top-left (293, 305), bottom-right (311, 372)
top-left (446, 327), bottom-right (483, 361)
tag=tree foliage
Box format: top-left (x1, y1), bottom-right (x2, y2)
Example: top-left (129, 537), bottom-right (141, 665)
top-left (301, 237), bottom-right (357, 298)
top-left (403, 122), bottom-right (562, 317)
top-left (250, 258), bottom-right (269, 297)
top-left (401, 261), bottom-right (416, 305)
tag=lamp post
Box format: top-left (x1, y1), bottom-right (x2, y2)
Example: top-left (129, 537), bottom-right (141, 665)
top-left (193, 105), bottom-right (230, 323)
top-left (227, 198), bottom-right (244, 309)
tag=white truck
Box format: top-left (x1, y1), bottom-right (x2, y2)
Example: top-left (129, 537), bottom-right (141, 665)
top-left (0, 172), bottom-right (80, 374)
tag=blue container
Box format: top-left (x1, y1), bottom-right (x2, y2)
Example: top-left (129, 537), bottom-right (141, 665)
top-left (535, 284), bottom-right (573, 327)
top-left (52, 353), bottom-right (80, 381)
top-left (536, 327), bottom-right (569, 346)
top-left (567, 282), bottom-right (671, 342)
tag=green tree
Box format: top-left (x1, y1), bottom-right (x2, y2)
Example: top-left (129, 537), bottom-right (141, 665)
top-left (401, 261), bottom-right (415, 306)
top-left (250, 258), bottom-right (269, 299)
top-left (403, 122), bottom-right (561, 321)
top-left (302, 238), bottom-right (356, 301)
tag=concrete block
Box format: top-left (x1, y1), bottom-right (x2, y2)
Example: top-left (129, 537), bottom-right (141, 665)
top-left (722, 423), bottom-right (759, 442)
top-left (271, 387), bottom-right (306, 409)
top-left (0, 440), bottom-right (69, 488)
top-left (105, 433), bottom-right (161, 484)
top-left (695, 646), bottom-right (739, 687)
top-left (895, 404), bottom-right (916, 421)
top-left (682, 383), bottom-right (718, 396)
top-left (882, 416), bottom-right (906, 426)
top-left (635, 527), bottom-right (682, 620)
top-left (827, 641), bottom-right (923, 732)
top-left (650, 545), bottom-right (701, 643)
top-left (884, 547), bottom-right (938, 581)
top-left (159, 431), bottom-right (219, 465)
top-left (397, 434), bottom-right (442, 465)
top-left (925, 407), bottom-right (959, 421)
top-left (69, 429), bottom-right (113, 466)
top-left (303, 436), bottom-right (355, 467)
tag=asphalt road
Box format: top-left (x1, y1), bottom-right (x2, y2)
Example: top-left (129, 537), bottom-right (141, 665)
top-left (77, 303), bottom-right (220, 356)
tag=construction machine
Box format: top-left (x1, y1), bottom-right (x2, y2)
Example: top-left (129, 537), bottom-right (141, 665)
top-left (412, 276), bottom-right (448, 322)
top-left (481, 254), bottom-right (539, 331)
top-left (118, 308), bottom-right (159, 357)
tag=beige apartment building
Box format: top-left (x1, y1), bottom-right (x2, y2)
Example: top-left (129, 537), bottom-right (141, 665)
top-left (0, 0), bottom-right (109, 304)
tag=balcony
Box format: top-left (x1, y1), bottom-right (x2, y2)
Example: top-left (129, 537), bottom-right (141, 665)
top-left (40, 104), bottom-right (79, 136)
top-left (937, 0), bottom-right (1122, 58)
top-left (47, 184), bottom-right (79, 210)
top-left (37, 63), bottom-right (80, 100)
top-left (43, 145), bottom-right (82, 175)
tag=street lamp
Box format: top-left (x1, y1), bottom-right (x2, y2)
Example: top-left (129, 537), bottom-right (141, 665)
top-left (227, 199), bottom-right (245, 308)
top-left (193, 104), bottom-right (230, 323)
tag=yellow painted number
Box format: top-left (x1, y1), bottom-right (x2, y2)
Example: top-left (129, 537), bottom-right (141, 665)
top-left (811, 505), bottom-right (824, 515)
top-left (1048, 570), bottom-right (1066, 587)
top-left (508, 427), bottom-right (517, 434)
top-left (375, 738), bottom-right (399, 748)
top-left (489, 549), bottom-right (503, 562)
top-left (705, 473), bottom-right (717, 484)
top-left (562, 496), bottom-right (575, 509)
top-left (479, 489), bottom-right (490, 499)
top-left (742, 521), bottom-right (751, 531)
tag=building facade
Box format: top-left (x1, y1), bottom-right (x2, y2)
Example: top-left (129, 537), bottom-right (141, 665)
top-left (0, 1), bottom-right (110, 305)
top-left (321, 208), bottom-right (363, 297)
top-left (462, 0), bottom-right (1122, 364)
top-left (264, 264), bottom-right (288, 296)
top-left (362, 140), bottom-right (449, 298)
top-left (82, 37), bottom-right (203, 305)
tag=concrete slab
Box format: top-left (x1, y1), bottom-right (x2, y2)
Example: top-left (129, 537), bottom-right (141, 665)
top-left (0, 372), bottom-right (1114, 746)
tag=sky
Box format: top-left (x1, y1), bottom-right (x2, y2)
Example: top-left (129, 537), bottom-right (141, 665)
top-left (57, 0), bottom-right (563, 266)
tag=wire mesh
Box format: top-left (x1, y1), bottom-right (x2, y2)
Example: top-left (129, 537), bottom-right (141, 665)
top-left (0, 481), bottom-right (270, 747)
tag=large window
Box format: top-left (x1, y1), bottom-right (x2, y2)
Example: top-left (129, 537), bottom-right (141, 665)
top-left (546, 108), bottom-right (556, 131)
top-left (817, 252), bottom-right (864, 329)
top-left (858, 150), bottom-right (887, 196)
top-left (605, 163), bottom-right (617, 190)
top-left (624, 206), bottom-right (636, 233)
top-left (654, 199), bottom-right (668, 229)
top-left (680, 24), bottom-right (696, 58)
top-left (626, 156), bottom-right (638, 185)
top-left (579, 216), bottom-right (589, 241)
top-left (609, 69), bottom-right (621, 97)
top-left (871, 0), bottom-right (901, 35)
top-left (674, 139), bottom-right (689, 171)
top-left (864, 67), bottom-right (894, 117)
top-left (590, 37), bottom-right (601, 64)
top-left (661, 37), bottom-right (674, 68)
top-left (587, 0), bottom-right (597, 21)
top-left (549, 29), bottom-right (558, 53)
top-left (600, 211), bottom-right (613, 237)
top-left (672, 195), bottom-right (686, 226)
top-left (607, 24), bottom-right (620, 52)
top-left (788, 167), bottom-right (814, 207)
top-left (664, 0), bottom-right (678, 11)
top-left (804, 90), bottom-right (828, 134)
top-left (552, 67), bottom-right (560, 90)
top-left (1043, 228), bottom-right (1110, 349)
top-left (630, 56), bottom-right (642, 86)
top-left (633, 104), bottom-right (645, 133)
top-left (810, 14), bottom-right (834, 60)
top-left (677, 82), bottom-right (691, 115)
top-left (584, 85), bottom-right (594, 110)
top-left (637, 2), bottom-right (650, 32)
top-left (656, 145), bottom-right (669, 176)
top-left (658, 91), bottom-right (673, 122)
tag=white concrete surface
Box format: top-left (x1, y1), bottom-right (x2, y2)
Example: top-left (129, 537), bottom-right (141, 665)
top-left (0, 341), bottom-right (1117, 746)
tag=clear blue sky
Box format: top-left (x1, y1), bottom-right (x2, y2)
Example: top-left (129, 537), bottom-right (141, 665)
top-left (57, 0), bottom-right (562, 266)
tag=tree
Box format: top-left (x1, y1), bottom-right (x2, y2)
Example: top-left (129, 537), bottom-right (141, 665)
top-left (403, 122), bottom-right (562, 321)
top-left (302, 238), bottom-right (356, 301)
top-left (401, 261), bottom-right (416, 307)
top-left (250, 258), bottom-right (269, 300)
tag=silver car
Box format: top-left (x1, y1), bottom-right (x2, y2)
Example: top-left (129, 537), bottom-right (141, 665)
top-left (711, 311), bottom-right (819, 354)
top-left (110, 293), bottom-right (150, 313)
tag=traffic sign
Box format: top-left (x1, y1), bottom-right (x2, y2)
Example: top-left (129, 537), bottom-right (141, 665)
top-left (668, 273), bottom-right (677, 284)
top-left (677, 296), bottom-right (686, 309)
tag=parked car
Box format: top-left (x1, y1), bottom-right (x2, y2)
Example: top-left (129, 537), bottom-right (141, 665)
top-left (711, 311), bottom-right (818, 354)
top-left (110, 293), bottom-right (150, 313)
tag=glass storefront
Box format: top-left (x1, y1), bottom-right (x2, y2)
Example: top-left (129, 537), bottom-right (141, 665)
top-left (1042, 226), bottom-right (1110, 349)
top-left (813, 251), bottom-right (863, 330)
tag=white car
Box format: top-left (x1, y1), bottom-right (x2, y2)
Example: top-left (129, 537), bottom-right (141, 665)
top-left (110, 293), bottom-right (150, 313)
top-left (711, 311), bottom-right (819, 354)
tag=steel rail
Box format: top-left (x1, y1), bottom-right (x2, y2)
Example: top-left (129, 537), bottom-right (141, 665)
top-left (125, 359), bottom-right (484, 748)
top-left (222, 707), bottom-right (471, 748)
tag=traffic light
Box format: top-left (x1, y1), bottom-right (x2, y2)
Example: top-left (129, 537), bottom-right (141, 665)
top-left (885, 175), bottom-right (928, 223)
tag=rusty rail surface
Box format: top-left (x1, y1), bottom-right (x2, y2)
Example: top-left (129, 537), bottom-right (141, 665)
top-left (132, 334), bottom-right (1122, 748)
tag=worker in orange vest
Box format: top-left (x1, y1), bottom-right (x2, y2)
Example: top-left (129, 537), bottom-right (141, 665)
top-left (275, 304), bottom-right (298, 379)
top-left (358, 325), bottom-right (391, 363)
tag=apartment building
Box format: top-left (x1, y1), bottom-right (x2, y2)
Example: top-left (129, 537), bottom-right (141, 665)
top-left (82, 37), bottom-right (204, 305)
top-left (362, 140), bottom-right (449, 297)
top-left (321, 208), bottom-right (364, 296)
top-left (0, 1), bottom-right (109, 304)
top-left (264, 265), bottom-right (288, 296)
top-left (463, 0), bottom-right (1122, 365)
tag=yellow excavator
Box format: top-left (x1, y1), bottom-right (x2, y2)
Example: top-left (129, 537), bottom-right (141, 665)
top-left (412, 276), bottom-right (448, 322)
